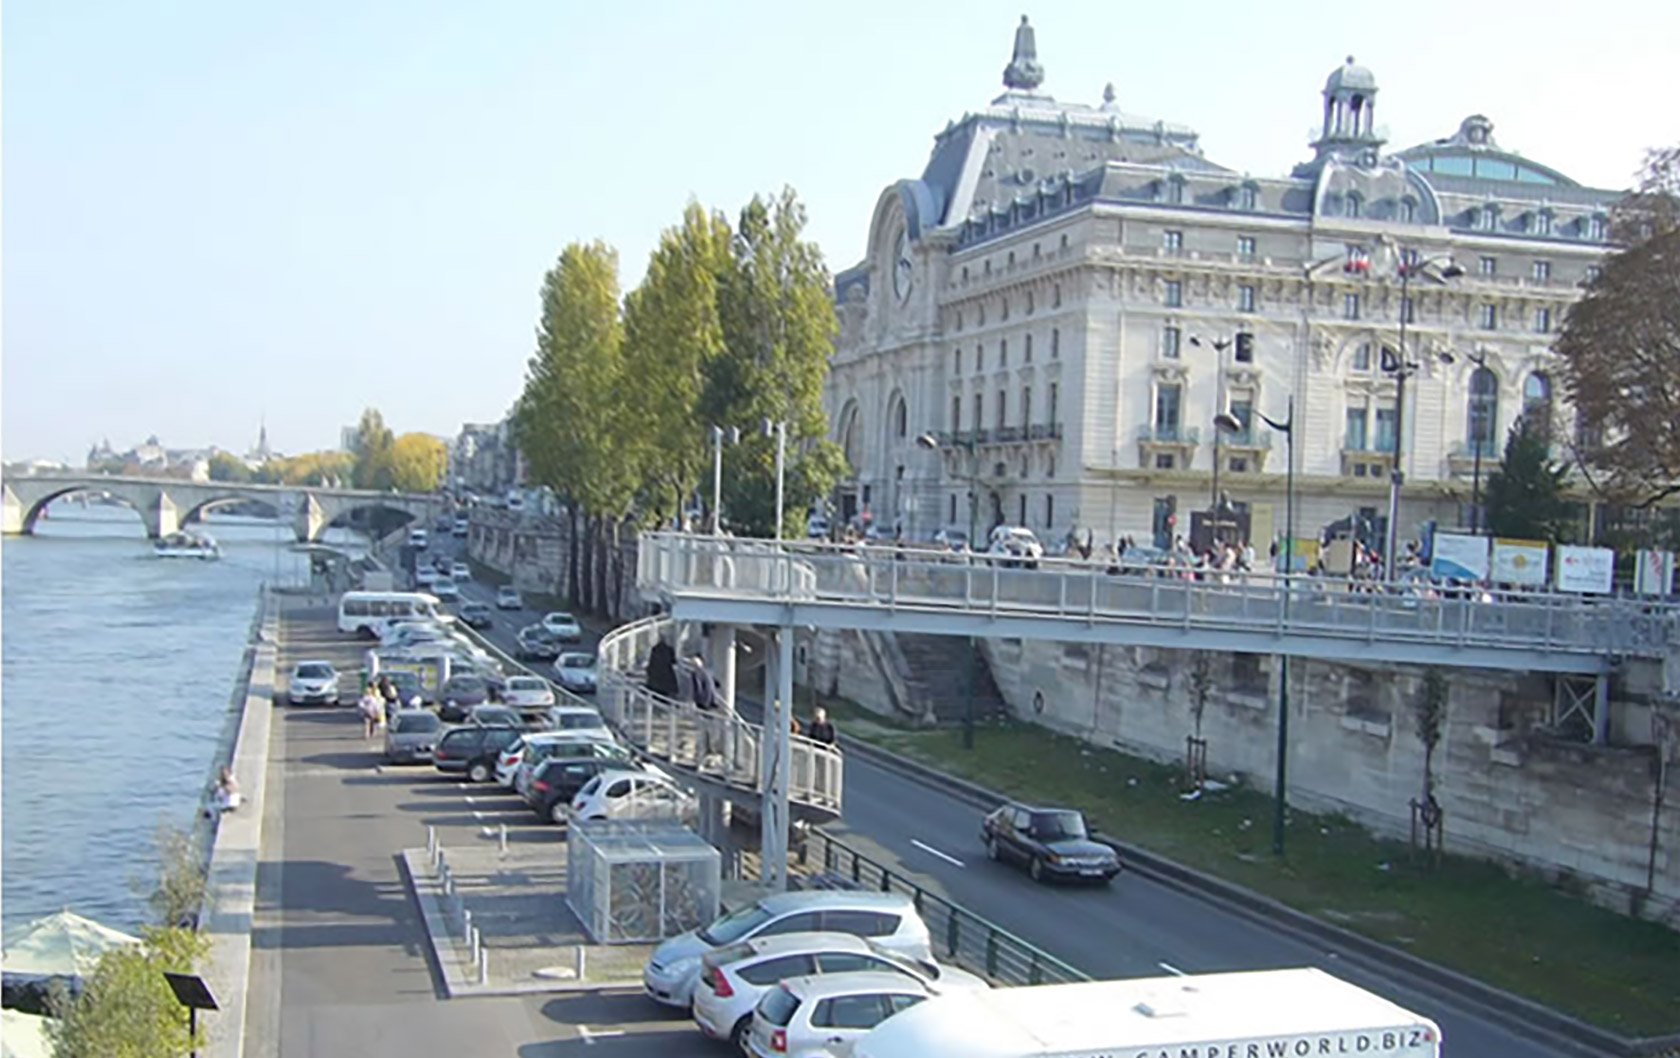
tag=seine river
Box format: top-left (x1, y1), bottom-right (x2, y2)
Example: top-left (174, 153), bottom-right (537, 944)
top-left (1, 502), bottom-right (357, 933)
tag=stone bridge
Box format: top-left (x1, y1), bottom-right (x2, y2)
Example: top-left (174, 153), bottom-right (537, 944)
top-left (1, 472), bottom-right (443, 542)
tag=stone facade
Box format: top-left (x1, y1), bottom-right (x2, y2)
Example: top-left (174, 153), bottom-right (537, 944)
top-left (465, 508), bottom-right (642, 622)
top-left (981, 635), bottom-right (1680, 923)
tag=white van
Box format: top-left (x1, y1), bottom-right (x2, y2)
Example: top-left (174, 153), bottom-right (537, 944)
top-left (338, 591), bottom-right (445, 637)
top-left (850, 968), bottom-right (1441, 1058)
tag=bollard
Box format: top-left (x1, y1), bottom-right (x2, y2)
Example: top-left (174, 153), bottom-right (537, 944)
top-left (575, 945), bottom-right (586, 980)
top-left (499, 822), bottom-right (508, 856)
top-left (478, 947), bottom-right (489, 986)
top-left (462, 908), bottom-right (473, 939)
top-left (427, 825), bottom-right (437, 860)
top-left (470, 925), bottom-right (480, 965)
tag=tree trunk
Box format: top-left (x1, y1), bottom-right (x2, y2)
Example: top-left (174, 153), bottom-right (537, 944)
top-left (567, 504), bottom-right (582, 609)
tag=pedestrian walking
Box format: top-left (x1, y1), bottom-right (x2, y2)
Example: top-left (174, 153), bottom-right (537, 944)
top-left (689, 655), bottom-right (716, 711)
top-left (647, 638), bottom-right (678, 698)
top-left (359, 685), bottom-right (384, 739)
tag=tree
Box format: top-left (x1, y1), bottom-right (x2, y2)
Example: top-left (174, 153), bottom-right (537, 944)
top-left (1556, 144), bottom-right (1680, 506)
top-left (207, 452), bottom-right (251, 483)
top-left (351, 408), bottom-right (395, 490)
top-left (47, 926), bottom-right (208, 1058)
top-left (386, 433), bottom-right (447, 493)
top-left (1483, 423), bottom-right (1571, 541)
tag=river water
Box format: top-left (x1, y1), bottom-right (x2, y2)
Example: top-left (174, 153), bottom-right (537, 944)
top-left (1, 502), bottom-right (356, 933)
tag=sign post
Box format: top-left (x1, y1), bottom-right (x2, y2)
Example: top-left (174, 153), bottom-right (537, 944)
top-left (163, 972), bottom-right (218, 1058)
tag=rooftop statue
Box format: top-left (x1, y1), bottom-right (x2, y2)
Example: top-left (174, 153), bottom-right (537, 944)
top-left (1002, 15), bottom-right (1044, 91)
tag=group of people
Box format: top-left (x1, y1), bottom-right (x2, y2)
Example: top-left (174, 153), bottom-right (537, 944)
top-left (358, 674), bottom-right (413, 738)
top-left (644, 638), bottom-right (838, 747)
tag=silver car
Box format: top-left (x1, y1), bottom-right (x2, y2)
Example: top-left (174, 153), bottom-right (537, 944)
top-left (383, 709), bottom-right (443, 764)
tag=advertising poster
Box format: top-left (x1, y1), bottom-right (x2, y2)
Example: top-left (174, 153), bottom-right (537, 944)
top-left (1277, 538), bottom-right (1319, 573)
top-left (1635, 550), bottom-right (1676, 596)
top-left (1554, 545), bottom-right (1616, 594)
top-left (1429, 532), bottom-right (1489, 582)
top-left (1490, 538), bottom-right (1549, 586)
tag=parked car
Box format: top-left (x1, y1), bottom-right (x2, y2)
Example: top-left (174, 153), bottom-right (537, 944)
top-left (450, 561), bottom-right (471, 582)
top-left (468, 704), bottom-right (523, 729)
top-left (526, 756), bottom-right (636, 824)
top-left (642, 890), bottom-right (933, 1009)
top-left (430, 577), bottom-right (460, 601)
top-left (286, 661), bottom-right (340, 706)
top-left (806, 515), bottom-right (830, 540)
top-left (541, 611), bottom-right (583, 643)
top-left (495, 585), bottom-right (524, 610)
top-left (693, 932), bottom-right (986, 1049)
top-left (569, 769), bottom-right (693, 824)
top-left (501, 675), bottom-right (555, 713)
top-left (433, 725), bottom-right (522, 783)
top-left (513, 734), bottom-right (635, 797)
top-left (516, 625), bottom-right (562, 661)
top-left (932, 528), bottom-right (970, 555)
top-left (415, 566), bottom-right (440, 588)
top-left (379, 620), bottom-right (448, 650)
top-left (552, 652), bottom-right (598, 694)
top-left (381, 668), bottom-right (429, 707)
top-left (747, 973), bottom-right (933, 1058)
top-left (457, 602), bottom-right (493, 630)
top-left (544, 704), bottom-right (614, 742)
top-left (383, 709), bottom-right (443, 764)
top-left (438, 675), bottom-right (491, 722)
top-left (985, 526), bottom-right (1044, 569)
top-left (980, 802), bottom-right (1120, 884)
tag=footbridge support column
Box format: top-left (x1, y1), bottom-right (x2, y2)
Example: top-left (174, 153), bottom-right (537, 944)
top-left (141, 491), bottom-right (180, 540)
top-left (759, 626), bottom-right (794, 891)
top-left (2, 485), bottom-right (23, 535)
top-left (293, 494), bottom-right (325, 543)
top-left (709, 624), bottom-right (737, 711)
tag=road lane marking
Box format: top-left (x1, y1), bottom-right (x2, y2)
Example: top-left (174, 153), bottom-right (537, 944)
top-left (911, 839), bottom-right (965, 868)
top-left (1158, 961), bottom-right (1187, 976)
top-left (577, 1026), bottom-right (625, 1044)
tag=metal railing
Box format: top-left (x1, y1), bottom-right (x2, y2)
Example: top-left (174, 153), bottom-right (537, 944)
top-left (596, 616), bottom-right (843, 815)
top-left (797, 828), bottom-right (1087, 987)
top-left (635, 534), bottom-right (1680, 663)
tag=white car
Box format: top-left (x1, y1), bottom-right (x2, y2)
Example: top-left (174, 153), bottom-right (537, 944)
top-left (495, 585), bottom-right (523, 610)
top-left (569, 769), bottom-right (694, 824)
top-left (544, 704), bottom-right (614, 742)
top-left (501, 675), bottom-right (555, 713)
top-left (986, 526), bottom-right (1044, 567)
top-left (748, 973), bottom-right (933, 1058)
top-left (287, 660), bottom-right (340, 706)
top-left (414, 566), bottom-right (440, 587)
top-left (431, 577), bottom-right (460, 601)
top-left (552, 652), bottom-right (598, 694)
top-left (693, 933), bottom-right (986, 1050)
top-left (540, 611), bottom-right (583, 643)
top-left (379, 621), bottom-right (448, 649)
top-left (450, 562), bottom-right (471, 582)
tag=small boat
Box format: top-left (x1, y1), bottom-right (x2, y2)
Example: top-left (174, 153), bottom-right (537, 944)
top-left (154, 531), bottom-right (221, 560)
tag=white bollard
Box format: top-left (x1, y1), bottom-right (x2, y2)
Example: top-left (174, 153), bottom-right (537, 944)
top-left (469, 925), bottom-right (480, 964)
top-left (499, 822), bottom-right (508, 856)
top-left (427, 825), bottom-right (437, 860)
top-left (462, 908), bottom-right (472, 938)
top-left (575, 945), bottom-right (586, 980)
top-left (478, 947), bottom-right (489, 985)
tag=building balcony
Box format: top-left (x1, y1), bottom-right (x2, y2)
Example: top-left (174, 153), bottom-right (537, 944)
top-left (937, 424), bottom-right (1063, 449)
top-left (1028, 422), bottom-right (1064, 441)
top-left (1446, 440), bottom-right (1500, 477)
top-left (1137, 424), bottom-right (1200, 472)
top-left (1340, 446), bottom-right (1396, 481)
top-left (1137, 424), bottom-right (1201, 446)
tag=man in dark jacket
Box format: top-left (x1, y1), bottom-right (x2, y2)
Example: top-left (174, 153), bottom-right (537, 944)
top-left (689, 656), bottom-right (716, 711)
top-left (806, 707), bottom-right (837, 746)
top-left (647, 639), bottom-right (678, 698)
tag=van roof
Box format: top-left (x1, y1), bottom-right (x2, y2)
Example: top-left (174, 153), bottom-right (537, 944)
top-left (758, 889), bottom-right (917, 914)
top-left (851, 969), bottom-right (1438, 1058)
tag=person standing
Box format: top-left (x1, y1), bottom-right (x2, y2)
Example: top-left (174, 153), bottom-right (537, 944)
top-left (806, 707), bottom-right (837, 747)
top-left (359, 685), bottom-right (384, 739)
top-left (647, 638), bottom-right (678, 698)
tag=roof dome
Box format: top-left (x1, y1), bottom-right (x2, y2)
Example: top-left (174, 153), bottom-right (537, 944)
top-left (1325, 55), bottom-right (1377, 93)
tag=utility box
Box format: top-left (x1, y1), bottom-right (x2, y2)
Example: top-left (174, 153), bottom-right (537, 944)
top-left (566, 822), bottom-right (721, 944)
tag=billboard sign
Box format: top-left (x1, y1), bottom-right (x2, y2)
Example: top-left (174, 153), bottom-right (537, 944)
top-left (1554, 545), bottom-right (1616, 594)
top-left (1429, 533), bottom-right (1489, 582)
top-left (1634, 549), bottom-right (1676, 596)
top-left (1490, 538), bottom-right (1549, 586)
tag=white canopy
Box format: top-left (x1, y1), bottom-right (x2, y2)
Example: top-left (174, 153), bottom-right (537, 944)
top-left (2, 910), bottom-right (139, 978)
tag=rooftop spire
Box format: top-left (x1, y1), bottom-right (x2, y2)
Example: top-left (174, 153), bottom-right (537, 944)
top-left (1002, 15), bottom-right (1044, 91)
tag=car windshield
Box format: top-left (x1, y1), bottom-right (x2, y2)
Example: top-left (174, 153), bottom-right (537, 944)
top-left (548, 613), bottom-right (575, 624)
top-left (447, 678), bottom-right (486, 694)
top-left (560, 656), bottom-right (593, 669)
top-left (558, 713), bottom-right (603, 730)
top-left (392, 713), bottom-right (441, 734)
top-left (755, 987), bottom-right (801, 1028)
top-left (296, 664), bottom-right (333, 679)
top-left (509, 677), bottom-right (546, 692)
top-left (698, 903), bottom-right (774, 946)
top-left (1032, 810), bottom-right (1087, 840)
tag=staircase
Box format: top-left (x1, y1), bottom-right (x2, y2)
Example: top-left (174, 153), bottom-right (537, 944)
top-left (890, 633), bottom-right (1010, 727)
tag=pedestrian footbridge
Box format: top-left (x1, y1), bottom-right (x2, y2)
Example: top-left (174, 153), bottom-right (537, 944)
top-left (635, 533), bottom-right (1680, 676)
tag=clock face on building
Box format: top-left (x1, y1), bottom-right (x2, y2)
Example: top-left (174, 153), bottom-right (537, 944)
top-left (892, 228), bottom-right (913, 301)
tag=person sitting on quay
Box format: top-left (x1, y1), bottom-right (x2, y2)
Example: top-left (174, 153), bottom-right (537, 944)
top-left (207, 766), bottom-right (241, 816)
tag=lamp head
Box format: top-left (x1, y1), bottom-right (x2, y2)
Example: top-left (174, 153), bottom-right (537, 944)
top-left (1438, 261), bottom-right (1466, 279)
top-left (1188, 335), bottom-right (1204, 348)
top-left (915, 432), bottom-right (941, 451)
top-left (1213, 412), bottom-right (1244, 436)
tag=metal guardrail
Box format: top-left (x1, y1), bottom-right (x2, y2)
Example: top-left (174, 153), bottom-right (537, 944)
top-left (597, 616), bottom-right (843, 815)
top-left (636, 534), bottom-right (1680, 663)
top-left (797, 828), bottom-right (1088, 987)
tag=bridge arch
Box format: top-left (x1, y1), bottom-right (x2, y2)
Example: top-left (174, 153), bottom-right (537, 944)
top-left (309, 499), bottom-right (425, 543)
top-left (18, 486), bottom-right (145, 535)
top-left (181, 496), bottom-right (283, 526)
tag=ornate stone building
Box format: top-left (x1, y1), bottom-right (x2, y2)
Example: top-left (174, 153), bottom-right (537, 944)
top-left (825, 18), bottom-right (1618, 555)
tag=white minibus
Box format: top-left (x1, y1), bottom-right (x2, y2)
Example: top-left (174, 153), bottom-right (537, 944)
top-left (338, 591), bottom-right (445, 637)
top-left (851, 968), bottom-right (1441, 1058)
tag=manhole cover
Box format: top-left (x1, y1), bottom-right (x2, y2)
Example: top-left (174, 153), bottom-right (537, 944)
top-left (533, 966), bottom-right (579, 980)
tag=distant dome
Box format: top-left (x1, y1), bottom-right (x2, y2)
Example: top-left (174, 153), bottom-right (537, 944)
top-left (1325, 55), bottom-right (1377, 93)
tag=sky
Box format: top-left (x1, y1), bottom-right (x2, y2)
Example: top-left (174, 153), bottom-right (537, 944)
top-left (5, 0), bottom-right (1678, 464)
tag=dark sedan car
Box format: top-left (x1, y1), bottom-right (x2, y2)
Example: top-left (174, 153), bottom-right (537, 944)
top-left (457, 602), bottom-right (494, 630)
top-left (525, 756), bottom-right (627, 824)
top-left (383, 709), bottom-right (443, 764)
top-left (980, 802), bottom-right (1120, 884)
top-left (516, 625), bottom-right (562, 662)
top-left (438, 675), bottom-right (491, 722)
top-left (468, 704), bottom-right (523, 729)
top-left (433, 725), bottom-right (522, 783)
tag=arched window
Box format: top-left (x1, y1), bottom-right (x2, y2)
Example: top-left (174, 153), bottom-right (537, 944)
top-left (1468, 368), bottom-right (1499, 457)
top-left (838, 402), bottom-right (863, 472)
top-left (892, 395), bottom-right (908, 439)
top-left (1522, 372), bottom-right (1552, 439)
top-left (1346, 193), bottom-right (1363, 219)
top-left (1399, 197), bottom-right (1417, 223)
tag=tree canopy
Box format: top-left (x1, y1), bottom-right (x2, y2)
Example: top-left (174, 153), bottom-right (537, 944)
top-left (351, 407), bottom-right (396, 490)
top-left (387, 433), bottom-right (448, 493)
top-left (1483, 423), bottom-right (1571, 542)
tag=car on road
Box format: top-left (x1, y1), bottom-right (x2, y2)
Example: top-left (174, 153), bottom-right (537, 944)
top-left (552, 652), bottom-right (598, 694)
top-left (746, 973), bottom-right (933, 1058)
top-left (569, 769), bottom-right (693, 825)
top-left (540, 611), bottom-right (583, 643)
top-left (985, 526), bottom-right (1044, 569)
top-left (516, 625), bottom-right (561, 661)
top-left (430, 577), bottom-right (460, 601)
top-left (468, 704), bottom-right (523, 729)
top-left (432, 554), bottom-right (453, 573)
top-left (495, 585), bottom-right (523, 610)
top-left (525, 756), bottom-right (636, 824)
top-left (408, 528), bottom-right (429, 550)
top-left (544, 704), bottom-right (613, 742)
top-left (513, 734), bottom-right (635, 797)
top-left (286, 661), bottom-right (340, 706)
top-left (452, 516), bottom-right (469, 537)
top-left (383, 709), bottom-right (443, 764)
top-left (693, 932), bottom-right (986, 1050)
top-left (642, 890), bottom-right (933, 1010)
top-left (456, 602), bottom-right (494, 630)
top-left (414, 566), bottom-right (440, 588)
top-left (438, 674), bottom-right (491, 722)
top-left (501, 675), bottom-right (555, 713)
top-left (450, 561), bottom-right (471, 582)
top-left (979, 802), bottom-right (1120, 884)
top-left (433, 725), bottom-right (522, 783)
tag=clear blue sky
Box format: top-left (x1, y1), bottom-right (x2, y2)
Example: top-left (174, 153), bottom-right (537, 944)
top-left (6, 0), bottom-right (1677, 464)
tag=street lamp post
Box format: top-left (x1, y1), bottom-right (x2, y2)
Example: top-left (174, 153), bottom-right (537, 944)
top-left (1218, 396), bottom-right (1295, 855)
top-left (918, 431), bottom-right (979, 750)
top-left (763, 419), bottom-right (789, 542)
top-left (1189, 334), bottom-right (1233, 547)
top-left (708, 425), bottom-right (741, 534)
top-left (1446, 348), bottom-right (1491, 535)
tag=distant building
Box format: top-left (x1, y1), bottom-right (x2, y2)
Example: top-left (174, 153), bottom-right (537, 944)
top-left (451, 420), bottom-right (519, 497)
top-left (245, 421), bottom-right (275, 467)
top-left (339, 425), bottom-right (361, 453)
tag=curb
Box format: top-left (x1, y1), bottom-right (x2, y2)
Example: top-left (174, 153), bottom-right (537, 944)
top-left (840, 734), bottom-right (1680, 1058)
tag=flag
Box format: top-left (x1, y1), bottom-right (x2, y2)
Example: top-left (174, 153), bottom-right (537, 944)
top-left (1344, 248), bottom-right (1371, 275)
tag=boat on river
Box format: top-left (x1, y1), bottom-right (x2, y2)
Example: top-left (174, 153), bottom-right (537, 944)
top-left (154, 531), bottom-right (220, 560)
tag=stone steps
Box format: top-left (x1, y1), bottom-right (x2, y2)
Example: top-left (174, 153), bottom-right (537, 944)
top-left (890, 633), bottom-right (1010, 726)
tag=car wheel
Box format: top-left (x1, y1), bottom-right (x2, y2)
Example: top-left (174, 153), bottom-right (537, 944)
top-left (1029, 856), bottom-right (1046, 883)
top-left (467, 762), bottom-right (490, 783)
top-left (985, 836), bottom-right (1000, 861)
top-left (730, 1015), bottom-right (752, 1051)
top-left (549, 801), bottom-right (568, 825)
